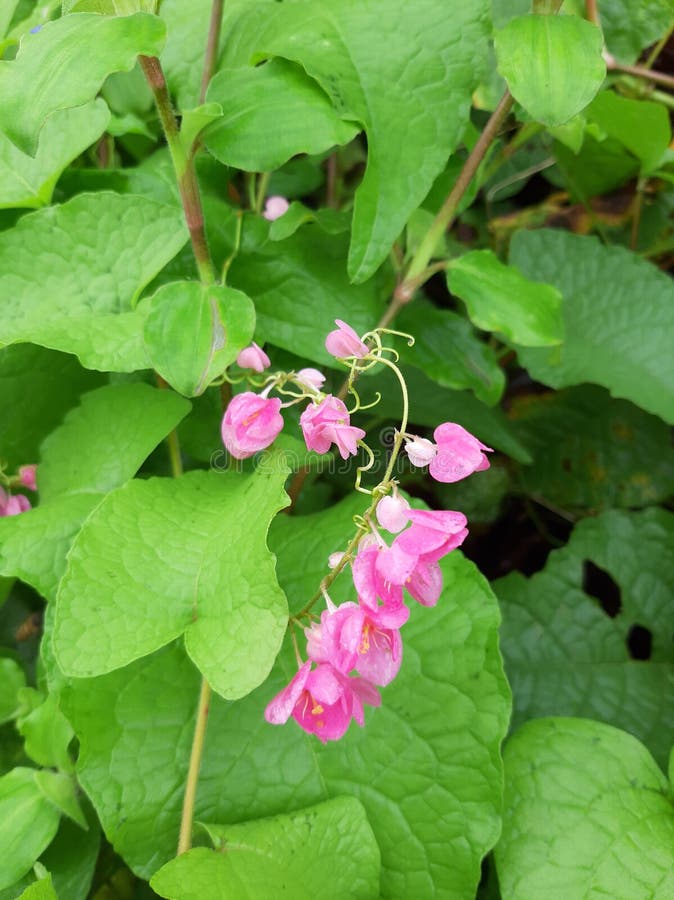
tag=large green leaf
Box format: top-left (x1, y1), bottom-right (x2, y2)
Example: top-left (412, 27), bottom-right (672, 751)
top-left (54, 465), bottom-right (289, 699)
top-left (587, 90), bottom-right (671, 174)
top-left (0, 192), bottom-right (187, 371)
top-left (0, 100), bottom-right (109, 209)
top-left (511, 385), bottom-right (674, 511)
top-left (494, 15), bottom-right (605, 126)
top-left (62, 496), bottom-right (509, 895)
top-left (0, 13), bottom-right (165, 154)
top-left (495, 718), bottom-right (674, 898)
top-left (0, 768), bottom-right (61, 890)
top-left (601, 0), bottom-right (674, 63)
top-left (205, 58), bottom-right (359, 172)
top-left (510, 229), bottom-right (674, 423)
top-left (447, 249), bottom-right (563, 347)
top-left (39, 383), bottom-right (190, 500)
top-left (17, 876), bottom-right (57, 900)
top-left (222, 0), bottom-right (490, 281)
top-left (151, 798), bottom-right (380, 899)
top-left (495, 508), bottom-right (674, 768)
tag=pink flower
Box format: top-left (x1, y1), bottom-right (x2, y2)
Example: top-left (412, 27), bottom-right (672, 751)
top-left (300, 395), bottom-right (365, 459)
top-left (18, 465), bottom-right (37, 492)
top-left (352, 540), bottom-right (411, 624)
top-left (0, 490), bottom-right (31, 516)
top-left (429, 423), bottom-right (493, 483)
top-left (394, 509), bottom-right (468, 563)
top-left (406, 558), bottom-right (443, 607)
top-left (376, 491), bottom-right (410, 533)
top-left (405, 436), bottom-right (437, 468)
top-left (264, 661), bottom-right (380, 743)
top-left (236, 342), bottom-right (270, 373)
top-left (263, 195), bottom-right (289, 221)
top-left (325, 320), bottom-right (369, 359)
top-left (221, 392), bottom-right (284, 459)
top-left (296, 368), bottom-right (326, 392)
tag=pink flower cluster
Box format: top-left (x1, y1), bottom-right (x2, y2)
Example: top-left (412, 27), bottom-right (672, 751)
top-left (265, 495), bottom-right (468, 742)
top-left (405, 423), bottom-right (492, 483)
top-left (0, 465), bottom-right (37, 517)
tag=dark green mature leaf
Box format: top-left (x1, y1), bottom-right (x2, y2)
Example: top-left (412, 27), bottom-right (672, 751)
top-left (54, 465), bottom-right (289, 699)
top-left (448, 250), bottom-right (563, 346)
top-left (494, 15), bottom-right (605, 126)
top-left (0, 100), bottom-right (109, 209)
top-left (151, 798), bottom-right (380, 899)
top-left (63, 498), bottom-right (509, 896)
top-left (495, 508), bottom-right (674, 768)
top-left (0, 193), bottom-right (187, 371)
top-left (144, 283), bottom-right (255, 396)
top-left (587, 91), bottom-right (671, 174)
top-left (205, 59), bottom-right (359, 172)
top-left (222, 0), bottom-right (490, 282)
top-left (0, 13), bottom-right (165, 154)
top-left (39, 803), bottom-right (100, 900)
top-left (397, 300), bottom-right (505, 405)
top-left (39, 383), bottom-right (190, 500)
top-left (510, 229), bottom-right (674, 423)
top-left (0, 768), bottom-right (61, 890)
top-left (495, 718), bottom-right (674, 897)
top-left (229, 219), bottom-right (386, 367)
top-left (511, 385), bottom-right (674, 511)
top-left (601, 0), bottom-right (674, 63)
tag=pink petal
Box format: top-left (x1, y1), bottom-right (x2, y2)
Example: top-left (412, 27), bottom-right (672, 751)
top-left (264, 661), bottom-right (312, 724)
top-left (376, 494), bottom-right (411, 533)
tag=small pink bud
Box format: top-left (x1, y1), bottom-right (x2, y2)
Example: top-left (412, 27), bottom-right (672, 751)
top-left (376, 492), bottom-right (410, 533)
top-left (296, 368), bottom-right (326, 391)
top-left (328, 551), bottom-right (345, 569)
top-left (221, 392), bottom-right (284, 460)
top-left (325, 320), bottom-right (369, 359)
top-left (18, 465), bottom-right (37, 492)
top-left (405, 436), bottom-right (437, 467)
top-left (429, 423), bottom-right (493, 483)
top-left (263, 195), bottom-right (290, 221)
top-left (236, 342), bottom-right (270, 373)
top-left (2, 494), bottom-right (31, 516)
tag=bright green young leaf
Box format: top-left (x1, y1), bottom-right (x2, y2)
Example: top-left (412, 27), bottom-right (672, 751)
top-left (63, 497), bottom-right (509, 895)
top-left (396, 300), bottom-right (505, 405)
top-left (34, 770), bottom-right (86, 830)
top-left (38, 383), bottom-right (190, 500)
top-left (0, 100), bottom-right (109, 209)
top-left (143, 283), bottom-right (255, 396)
top-left (587, 90), bottom-right (671, 174)
top-left (268, 204), bottom-right (350, 242)
top-left (0, 13), bottom-right (165, 154)
top-left (495, 718), bottom-right (674, 898)
top-left (495, 508), bottom-right (674, 768)
top-left (511, 385), bottom-right (674, 510)
top-left (16, 875), bottom-right (57, 900)
top-left (54, 465), bottom-right (289, 699)
top-left (494, 15), bottom-right (605, 126)
top-left (0, 659), bottom-right (25, 725)
top-left (179, 102), bottom-right (222, 155)
top-left (205, 58), bottom-right (359, 172)
top-left (229, 220), bottom-right (386, 367)
top-left (151, 798), bottom-right (380, 900)
top-left (510, 229), bottom-right (674, 423)
top-left (0, 1), bottom-right (20, 39)
top-left (447, 249), bottom-right (563, 346)
top-left (0, 192), bottom-right (187, 371)
top-left (17, 693), bottom-right (74, 772)
top-left (601, 0), bottom-right (674, 63)
top-left (0, 768), bottom-right (61, 890)
top-left (222, 0), bottom-right (490, 282)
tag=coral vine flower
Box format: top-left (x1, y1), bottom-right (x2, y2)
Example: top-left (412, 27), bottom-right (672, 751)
top-left (376, 491), bottom-right (410, 533)
top-left (405, 436), bottom-right (437, 468)
top-left (296, 368), bottom-right (326, 391)
top-left (262, 195), bottom-right (290, 221)
top-left (221, 392), bottom-right (284, 459)
top-left (429, 423), bottom-right (493, 483)
top-left (18, 465), bottom-right (38, 492)
top-left (325, 319), bottom-right (369, 359)
top-left (300, 395), bottom-right (365, 459)
top-left (394, 509), bottom-right (469, 562)
top-left (236, 342), bottom-right (270, 373)
top-left (0, 488), bottom-right (31, 516)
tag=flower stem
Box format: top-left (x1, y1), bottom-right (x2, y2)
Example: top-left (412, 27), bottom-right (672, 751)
top-left (139, 55), bottom-right (216, 285)
top-left (199, 0), bottom-right (224, 104)
top-left (177, 677), bottom-right (212, 854)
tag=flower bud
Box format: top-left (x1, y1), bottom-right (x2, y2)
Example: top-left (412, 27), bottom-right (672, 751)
top-left (325, 320), bottom-right (368, 359)
top-left (263, 195), bottom-right (290, 221)
top-left (296, 368), bottom-right (326, 391)
top-left (404, 436), bottom-right (437, 467)
top-left (376, 492), bottom-right (411, 534)
top-left (221, 392), bottom-right (284, 460)
top-left (18, 465), bottom-right (37, 492)
top-left (236, 342), bottom-right (270, 373)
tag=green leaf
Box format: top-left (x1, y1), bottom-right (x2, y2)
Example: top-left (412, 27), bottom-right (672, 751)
top-left (17, 875), bottom-right (57, 900)
top-left (229, 220), bottom-right (386, 367)
top-left (143, 283), bottom-right (255, 396)
top-left (205, 58), bottom-right (359, 172)
top-left (17, 693), bottom-right (74, 772)
top-left (151, 798), bottom-right (380, 900)
top-left (495, 718), bottom-right (674, 898)
top-left (222, 0), bottom-right (490, 282)
top-left (601, 0), bottom-right (674, 64)
top-left (494, 15), bottom-right (606, 126)
top-left (587, 90), bottom-right (671, 174)
top-left (0, 192), bottom-right (187, 371)
top-left (0, 659), bottom-right (25, 725)
top-left (63, 498), bottom-right (509, 894)
top-left (554, 128), bottom-right (640, 199)
top-left (0, 100), bottom-right (109, 209)
top-left (511, 385), bottom-right (674, 511)
top-left (447, 249), bottom-right (563, 346)
top-left (0, 12), bottom-right (165, 154)
top-left (495, 508), bottom-right (674, 768)
top-left (510, 229), bottom-right (674, 423)
top-left (39, 802), bottom-right (100, 900)
top-left (397, 300), bottom-right (505, 405)
top-left (38, 383), bottom-right (190, 500)
top-left (0, 768), bottom-right (61, 890)
top-left (179, 102), bottom-right (223, 155)
top-left (54, 465), bottom-right (290, 699)
top-left (34, 770), bottom-right (86, 830)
